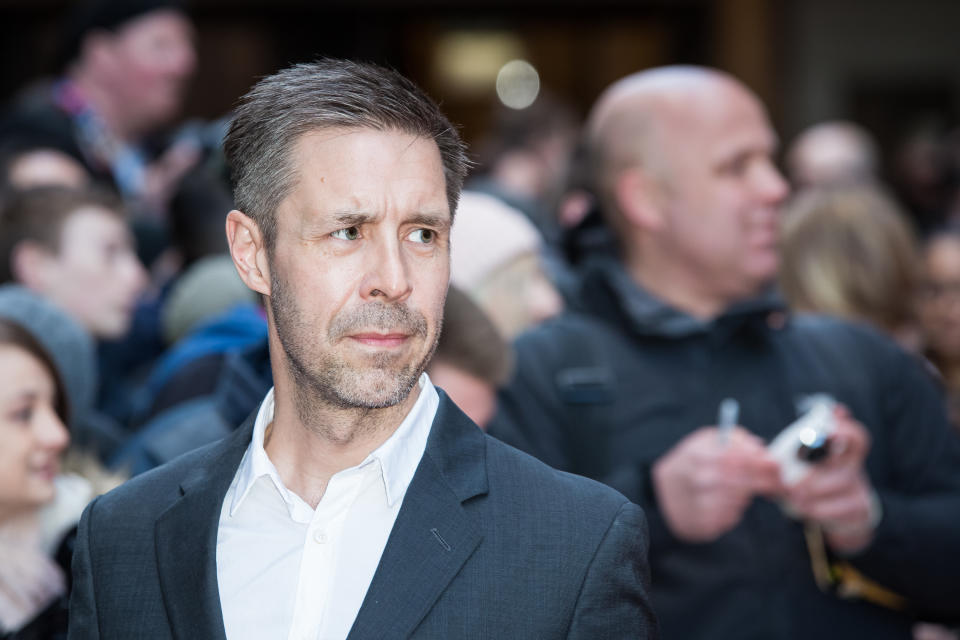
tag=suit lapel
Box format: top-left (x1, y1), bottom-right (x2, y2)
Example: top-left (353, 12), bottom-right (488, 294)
top-left (154, 416), bottom-right (255, 640)
top-left (347, 393), bottom-right (488, 639)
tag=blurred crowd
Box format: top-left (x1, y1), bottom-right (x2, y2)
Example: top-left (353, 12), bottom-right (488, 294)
top-left (1, 1), bottom-right (959, 639)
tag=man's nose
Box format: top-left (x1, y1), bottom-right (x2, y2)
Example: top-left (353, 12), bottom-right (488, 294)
top-left (361, 239), bottom-right (413, 302)
top-left (757, 159), bottom-right (790, 205)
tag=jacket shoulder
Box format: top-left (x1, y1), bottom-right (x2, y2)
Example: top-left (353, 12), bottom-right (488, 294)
top-left (93, 436), bottom-right (237, 524)
top-left (512, 311), bottom-right (625, 373)
top-left (482, 432), bottom-right (632, 517)
top-left (788, 312), bottom-right (894, 350)
top-left (784, 312), bottom-right (920, 372)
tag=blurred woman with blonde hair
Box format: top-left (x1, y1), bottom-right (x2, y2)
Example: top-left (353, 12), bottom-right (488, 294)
top-left (780, 185), bottom-right (921, 350)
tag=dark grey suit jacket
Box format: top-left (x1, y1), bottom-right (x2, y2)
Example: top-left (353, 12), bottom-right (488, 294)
top-left (68, 393), bottom-right (657, 638)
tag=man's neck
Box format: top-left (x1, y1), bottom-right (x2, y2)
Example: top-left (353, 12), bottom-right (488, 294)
top-left (624, 250), bottom-right (730, 321)
top-left (264, 379), bottom-right (423, 509)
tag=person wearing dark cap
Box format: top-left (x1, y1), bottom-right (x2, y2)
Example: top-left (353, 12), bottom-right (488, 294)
top-left (0, 0), bottom-right (197, 217)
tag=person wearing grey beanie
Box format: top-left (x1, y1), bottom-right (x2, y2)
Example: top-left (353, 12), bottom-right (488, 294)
top-left (0, 285), bottom-right (96, 427)
top-left (0, 286), bottom-right (125, 638)
top-left (0, 285), bottom-right (125, 459)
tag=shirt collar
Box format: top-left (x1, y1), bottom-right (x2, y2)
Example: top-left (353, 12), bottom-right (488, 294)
top-left (365, 372), bottom-right (438, 506)
top-left (229, 373), bottom-right (438, 517)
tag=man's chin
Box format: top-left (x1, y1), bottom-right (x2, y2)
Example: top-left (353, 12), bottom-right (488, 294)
top-left (325, 366), bottom-right (422, 410)
top-left (748, 255), bottom-right (780, 285)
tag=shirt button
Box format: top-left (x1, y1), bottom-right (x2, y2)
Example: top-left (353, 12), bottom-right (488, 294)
top-left (313, 530), bottom-right (328, 544)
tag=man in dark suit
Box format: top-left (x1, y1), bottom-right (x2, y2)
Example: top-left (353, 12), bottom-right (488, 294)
top-left (68, 59), bottom-right (657, 639)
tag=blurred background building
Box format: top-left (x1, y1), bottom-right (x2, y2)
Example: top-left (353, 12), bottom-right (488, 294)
top-left (1, 0), bottom-right (956, 173)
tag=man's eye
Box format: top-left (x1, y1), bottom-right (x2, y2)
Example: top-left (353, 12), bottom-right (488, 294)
top-left (408, 229), bottom-right (435, 244)
top-left (331, 227), bottom-right (361, 241)
top-left (721, 158), bottom-right (749, 177)
top-left (7, 405), bottom-right (32, 424)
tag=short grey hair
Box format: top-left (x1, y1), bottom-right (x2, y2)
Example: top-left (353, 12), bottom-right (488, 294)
top-left (224, 59), bottom-right (470, 250)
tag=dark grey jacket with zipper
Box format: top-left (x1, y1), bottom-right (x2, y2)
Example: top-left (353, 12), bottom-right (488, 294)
top-left (490, 255), bottom-right (960, 640)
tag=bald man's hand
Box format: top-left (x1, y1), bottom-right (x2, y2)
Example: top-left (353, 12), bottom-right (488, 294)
top-left (783, 407), bottom-right (877, 553)
top-left (652, 426), bottom-right (783, 543)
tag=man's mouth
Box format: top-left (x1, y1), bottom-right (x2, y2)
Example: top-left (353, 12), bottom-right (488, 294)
top-left (348, 332), bottom-right (410, 348)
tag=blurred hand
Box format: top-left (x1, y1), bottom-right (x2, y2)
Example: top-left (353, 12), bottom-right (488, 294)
top-left (784, 406), bottom-right (876, 553)
top-left (652, 426), bottom-right (783, 543)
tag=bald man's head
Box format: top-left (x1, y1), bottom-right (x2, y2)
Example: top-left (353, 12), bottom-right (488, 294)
top-left (786, 121), bottom-right (879, 188)
top-left (583, 65), bottom-right (789, 317)
top-left (586, 66), bottom-right (757, 220)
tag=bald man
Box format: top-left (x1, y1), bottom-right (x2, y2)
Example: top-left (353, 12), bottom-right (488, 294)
top-left (786, 120), bottom-right (880, 188)
top-left (490, 67), bottom-right (960, 639)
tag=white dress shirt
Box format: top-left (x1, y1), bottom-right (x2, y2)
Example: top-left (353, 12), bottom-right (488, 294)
top-left (216, 373), bottom-right (439, 640)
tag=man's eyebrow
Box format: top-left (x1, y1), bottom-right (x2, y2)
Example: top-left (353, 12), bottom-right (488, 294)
top-left (328, 210), bottom-right (450, 229)
top-left (332, 211), bottom-right (377, 227)
top-left (407, 212), bottom-right (451, 229)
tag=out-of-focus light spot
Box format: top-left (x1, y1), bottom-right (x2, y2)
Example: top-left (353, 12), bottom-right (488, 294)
top-left (496, 60), bottom-right (540, 110)
top-left (434, 32), bottom-right (525, 95)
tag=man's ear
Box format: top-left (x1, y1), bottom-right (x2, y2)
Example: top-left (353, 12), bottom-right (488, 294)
top-left (226, 210), bottom-right (271, 296)
top-left (614, 167), bottom-right (666, 232)
top-left (11, 241), bottom-right (57, 291)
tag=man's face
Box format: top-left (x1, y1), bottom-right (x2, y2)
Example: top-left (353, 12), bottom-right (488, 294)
top-left (0, 344), bottom-right (69, 518)
top-left (101, 9), bottom-right (196, 133)
top-left (8, 149), bottom-right (90, 189)
top-left (918, 235), bottom-right (960, 359)
top-left (42, 207), bottom-right (147, 339)
top-left (427, 359), bottom-right (497, 429)
top-left (651, 82), bottom-right (789, 303)
top-left (267, 128), bottom-right (451, 411)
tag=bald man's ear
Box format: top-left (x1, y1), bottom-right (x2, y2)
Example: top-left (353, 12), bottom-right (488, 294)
top-left (226, 210), bottom-right (271, 296)
top-left (614, 167), bottom-right (666, 232)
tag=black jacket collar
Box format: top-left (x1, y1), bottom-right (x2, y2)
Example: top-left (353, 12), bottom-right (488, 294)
top-left (578, 255), bottom-right (787, 340)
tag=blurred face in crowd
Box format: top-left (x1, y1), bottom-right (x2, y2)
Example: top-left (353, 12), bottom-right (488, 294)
top-left (93, 9), bottom-right (196, 135)
top-left (264, 128), bottom-right (450, 416)
top-left (650, 78), bottom-right (789, 305)
top-left (36, 207), bottom-right (147, 339)
top-left (918, 234), bottom-right (960, 361)
top-left (7, 149), bottom-right (90, 190)
top-left (474, 253), bottom-right (563, 338)
top-left (428, 360), bottom-right (497, 428)
top-left (0, 344), bottom-right (69, 521)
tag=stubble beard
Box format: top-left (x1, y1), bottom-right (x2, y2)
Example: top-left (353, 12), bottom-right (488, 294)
top-left (270, 272), bottom-right (441, 441)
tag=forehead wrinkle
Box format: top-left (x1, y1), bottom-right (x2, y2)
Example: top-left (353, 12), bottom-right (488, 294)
top-left (285, 129), bottom-right (449, 230)
top-left (286, 128), bottom-right (373, 198)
